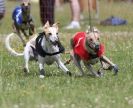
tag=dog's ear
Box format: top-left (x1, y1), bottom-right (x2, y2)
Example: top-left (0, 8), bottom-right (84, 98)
top-left (43, 21), bottom-right (50, 34)
top-left (21, 3), bottom-right (24, 6)
top-left (22, 0), bottom-right (30, 6)
top-left (52, 22), bottom-right (59, 31)
top-left (43, 21), bottom-right (50, 29)
top-left (86, 26), bottom-right (100, 34)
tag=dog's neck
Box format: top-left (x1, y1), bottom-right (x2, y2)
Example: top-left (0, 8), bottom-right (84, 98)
top-left (21, 4), bottom-right (30, 23)
top-left (22, 13), bottom-right (30, 22)
top-left (84, 38), bottom-right (97, 55)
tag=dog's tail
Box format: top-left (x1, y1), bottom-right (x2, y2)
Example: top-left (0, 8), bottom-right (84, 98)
top-left (5, 33), bottom-right (24, 56)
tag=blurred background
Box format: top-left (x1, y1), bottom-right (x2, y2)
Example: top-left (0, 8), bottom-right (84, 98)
top-left (1, 0), bottom-right (133, 34)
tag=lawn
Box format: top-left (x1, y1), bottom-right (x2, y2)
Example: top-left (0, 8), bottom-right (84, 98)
top-left (0, 0), bottom-right (133, 108)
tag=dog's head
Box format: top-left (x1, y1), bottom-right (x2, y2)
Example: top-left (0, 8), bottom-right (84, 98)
top-left (43, 21), bottom-right (59, 46)
top-left (21, 0), bottom-right (30, 20)
top-left (85, 26), bottom-right (100, 54)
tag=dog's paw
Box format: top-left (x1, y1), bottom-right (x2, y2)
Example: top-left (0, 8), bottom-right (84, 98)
top-left (87, 73), bottom-right (100, 78)
top-left (75, 73), bottom-right (84, 77)
top-left (23, 68), bottom-right (29, 74)
top-left (97, 70), bottom-right (104, 77)
top-left (39, 69), bottom-right (45, 78)
top-left (67, 71), bottom-right (72, 76)
top-left (112, 64), bottom-right (119, 75)
top-left (39, 75), bottom-right (45, 79)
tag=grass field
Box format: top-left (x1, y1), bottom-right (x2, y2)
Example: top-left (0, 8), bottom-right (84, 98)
top-left (0, 0), bottom-right (133, 108)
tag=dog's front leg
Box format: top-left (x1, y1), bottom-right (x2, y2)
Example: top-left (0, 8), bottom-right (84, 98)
top-left (29, 22), bottom-right (35, 35)
top-left (83, 62), bottom-right (100, 77)
top-left (23, 46), bottom-right (31, 74)
top-left (100, 55), bottom-right (118, 75)
top-left (38, 56), bottom-right (45, 78)
top-left (55, 56), bottom-right (72, 76)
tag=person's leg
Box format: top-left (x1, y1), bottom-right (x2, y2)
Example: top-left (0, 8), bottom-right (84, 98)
top-left (79, 0), bottom-right (84, 20)
top-left (39, 0), bottom-right (55, 26)
top-left (55, 0), bottom-right (64, 11)
top-left (47, 0), bottom-right (55, 25)
top-left (88, 0), bottom-right (93, 11)
top-left (70, 0), bottom-right (80, 21)
top-left (0, 14), bottom-right (4, 20)
top-left (88, 0), bottom-right (99, 19)
top-left (0, 0), bottom-right (5, 23)
top-left (39, 0), bottom-right (45, 25)
top-left (92, 0), bottom-right (96, 10)
top-left (65, 0), bottom-right (80, 29)
top-left (55, 0), bottom-right (61, 8)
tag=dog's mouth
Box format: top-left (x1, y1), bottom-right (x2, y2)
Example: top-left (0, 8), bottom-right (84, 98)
top-left (49, 40), bottom-right (59, 46)
top-left (87, 42), bottom-right (100, 51)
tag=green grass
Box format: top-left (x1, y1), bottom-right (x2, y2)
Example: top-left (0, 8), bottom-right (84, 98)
top-left (0, 0), bottom-right (133, 108)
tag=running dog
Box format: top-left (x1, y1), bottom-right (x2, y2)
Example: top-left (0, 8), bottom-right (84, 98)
top-left (66, 27), bottom-right (118, 77)
top-left (12, 0), bottom-right (35, 46)
top-left (5, 21), bottom-right (71, 78)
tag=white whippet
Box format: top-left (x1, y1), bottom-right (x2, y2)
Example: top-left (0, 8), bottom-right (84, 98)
top-left (5, 21), bottom-right (71, 78)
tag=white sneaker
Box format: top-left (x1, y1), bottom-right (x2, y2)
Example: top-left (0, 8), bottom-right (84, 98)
top-left (65, 21), bottom-right (80, 29)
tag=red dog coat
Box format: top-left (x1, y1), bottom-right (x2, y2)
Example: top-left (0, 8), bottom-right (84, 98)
top-left (73, 32), bottom-right (105, 61)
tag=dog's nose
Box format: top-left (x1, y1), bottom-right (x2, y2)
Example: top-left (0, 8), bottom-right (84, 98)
top-left (95, 44), bottom-right (99, 51)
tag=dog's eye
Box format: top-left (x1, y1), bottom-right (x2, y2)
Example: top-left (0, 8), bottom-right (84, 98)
top-left (56, 33), bottom-right (58, 35)
top-left (48, 33), bottom-right (52, 35)
top-left (21, 3), bottom-right (24, 6)
top-left (89, 38), bottom-right (93, 41)
top-left (97, 38), bottom-right (100, 40)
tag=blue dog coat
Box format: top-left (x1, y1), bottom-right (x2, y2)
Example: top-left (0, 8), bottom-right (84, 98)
top-left (12, 6), bottom-right (23, 25)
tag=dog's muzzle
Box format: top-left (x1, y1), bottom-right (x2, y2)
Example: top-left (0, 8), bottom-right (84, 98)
top-left (95, 44), bottom-right (99, 51)
top-left (89, 43), bottom-right (100, 51)
top-left (50, 40), bottom-right (59, 46)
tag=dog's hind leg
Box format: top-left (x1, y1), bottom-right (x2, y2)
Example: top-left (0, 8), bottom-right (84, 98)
top-left (23, 46), bottom-right (31, 74)
top-left (72, 54), bottom-right (84, 76)
top-left (38, 56), bottom-right (45, 78)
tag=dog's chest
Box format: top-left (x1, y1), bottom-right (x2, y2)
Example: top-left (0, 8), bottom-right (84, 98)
top-left (73, 32), bottom-right (90, 60)
top-left (44, 56), bottom-right (56, 65)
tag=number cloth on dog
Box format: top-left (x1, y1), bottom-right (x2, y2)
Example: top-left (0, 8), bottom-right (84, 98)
top-left (12, 6), bottom-right (32, 25)
top-left (12, 6), bottom-right (23, 25)
top-left (73, 32), bottom-right (104, 61)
